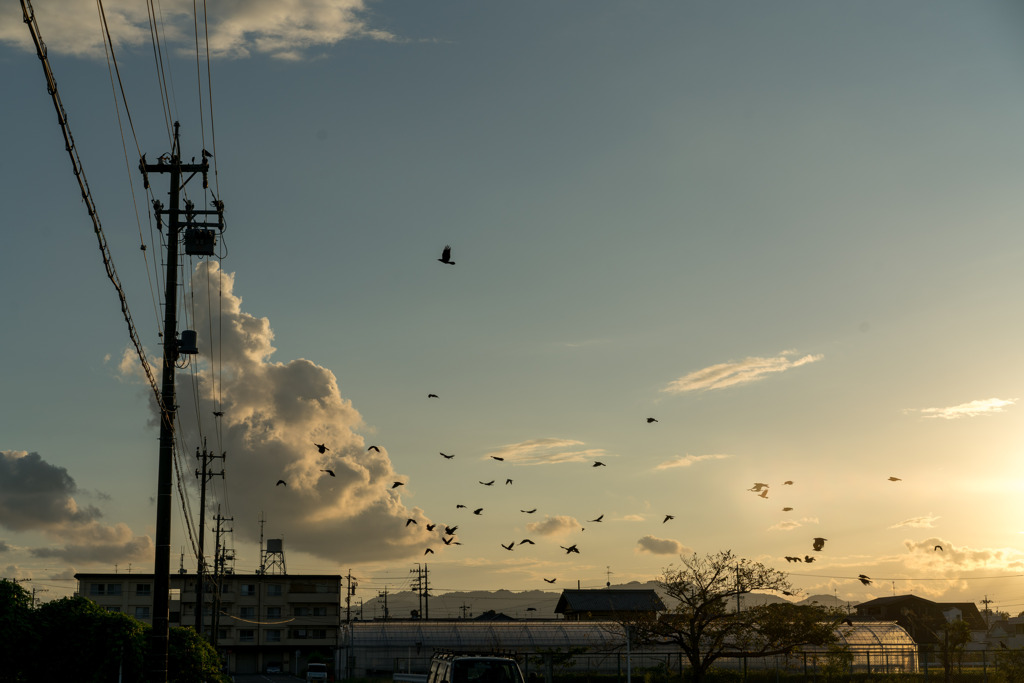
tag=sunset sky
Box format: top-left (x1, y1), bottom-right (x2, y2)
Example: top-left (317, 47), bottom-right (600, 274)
top-left (3, 0), bottom-right (1024, 615)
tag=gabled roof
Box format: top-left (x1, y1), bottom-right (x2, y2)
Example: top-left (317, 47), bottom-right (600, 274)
top-left (855, 594), bottom-right (987, 633)
top-left (555, 589), bottom-right (665, 615)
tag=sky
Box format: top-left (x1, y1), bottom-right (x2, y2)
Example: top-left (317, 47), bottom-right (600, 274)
top-left (3, 0), bottom-right (1024, 616)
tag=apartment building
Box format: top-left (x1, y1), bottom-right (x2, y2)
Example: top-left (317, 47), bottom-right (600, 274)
top-left (76, 571), bottom-right (342, 675)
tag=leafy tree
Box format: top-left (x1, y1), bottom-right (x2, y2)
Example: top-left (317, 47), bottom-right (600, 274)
top-left (168, 625), bottom-right (229, 683)
top-left (995, 645), bottom-right (1024, 683)
top-left (937, 618), bottom-right (972, 681)
top-left (0, 579), bottom-right (34, 683)
top-left (32, 595), bottom-right (147, 682)
top-left (638, 550), bottom-right (846, 683)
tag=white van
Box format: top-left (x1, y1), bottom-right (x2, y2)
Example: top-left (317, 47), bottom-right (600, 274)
top-left (426, 653), bottom-right (524, 683)
top-left (306, 662), bottom-right (329, 682)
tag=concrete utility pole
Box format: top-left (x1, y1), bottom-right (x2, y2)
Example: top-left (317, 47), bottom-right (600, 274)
top-left (140, 122), bottom-right (224, 682)
top-left (195, 440), bottom-right (225, 636)
top-left (346, 570), bottom-right (358, 623)
top-left (211, 508), bottom-right (234, 648)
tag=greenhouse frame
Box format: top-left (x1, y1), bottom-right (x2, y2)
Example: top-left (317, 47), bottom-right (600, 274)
top-left (339, 618), bottom-right (919, 679)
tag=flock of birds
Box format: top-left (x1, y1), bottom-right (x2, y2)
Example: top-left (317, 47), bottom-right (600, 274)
top-left (263, 246), bottom-right (930, 591)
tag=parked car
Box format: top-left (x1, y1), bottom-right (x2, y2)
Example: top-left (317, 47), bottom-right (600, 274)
top-left (306, 662), bottom-right (329, 682)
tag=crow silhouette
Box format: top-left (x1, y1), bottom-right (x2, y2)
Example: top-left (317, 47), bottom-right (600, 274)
top-left (543, 578), bottom-right (556, 584)
top-left (782, 507), bottom-right (793, 511)
top-left (888, 476), bottom-right (901, 481)
top-left (812, 537), bottom-right (827, 551)
top-left (456, 504), bottom-right (466, 509)
top-left (426, 524), bottom-right (436, 531)
top-left (589, 515), bottom-right (604, 523)
top-left (276, 480), bottom-right (286, 486)
top-left (784, 556), bottom-right (802, 563)
top-left (663, 515), bottom-right (675, 523)
top-left (505, 479), bottom-right (513, 485)
top-left (519, 539), bottom-right (535, 545)
top-left (491, 456), bottom-right (505, 461)
top-left (320, 469), bottom-right (335, 477)
top-left (804, 555), bottom-right (816, 563)
top-left (521, 508), bottom-right (537, 513)
top-left (392, 481), bottom-right (405, 489)
top-left (428, 393), bottom-right (439, 398)
top-left (473, 508), bottom-right (483, 515)
top-left (749, 483), bottom-right (769, 492)
top-left (480, 480), bottom-right (495, 486)
top-left (368, 446), bottom-right (380, 452)
top-left (934, 545), bottom-right (944, 551)
top-left (405, 519), bottom-right (417, 527)
top-left (647, 417), bottom-right (658, 423)
top-left (424, 548), bottom-right (434, 554)
top-left (444, 525), bottom-right (458, 535)
top-left (783, 480), bottom-right (794, 485)
top-left (438, 245), bottom-right (455, 265)
top-left (501, 542), bottom-right (514, 551)
top-left (857, 574), bottom-right (872, 586)
top-left (593, 461), bottom-right (606, 467)
top-left (441, 452), bottom-right (455, 459)
top-left (314, 443), bottom-right (329, 454)
top-left (212, 411), bottom-right (224, 417)
top-left (561, 544), bottom-right (580, 554)
top-left (442, 537), bottom-right (461, 546)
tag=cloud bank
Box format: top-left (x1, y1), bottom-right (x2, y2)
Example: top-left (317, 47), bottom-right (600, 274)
top-left (0, 0), bottom-right (394, 60)
top-left (0, 450), bottom-right (152, 565)
top-left (173, 261), bottom-right (432, 564)
top-left (663, 351), bottom-right (822, 394)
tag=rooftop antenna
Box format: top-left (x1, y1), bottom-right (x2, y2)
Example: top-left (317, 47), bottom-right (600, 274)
top-left (606, 566), bottom-right (613, 588)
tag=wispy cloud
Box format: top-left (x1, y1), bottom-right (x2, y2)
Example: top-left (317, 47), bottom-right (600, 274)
top-left (636, 535), bottom-right (690, 555)
top-left (485, 439), bottom-right (609, 465)
top-left (767, 520), bottom-right (802, 531)
top-left (903, 538), bottom-right (1024, 572)
top-left (654, 454), bottom-right (731, 470)
top-left (662, 350), bottom-right (823, 394)
top-left (0, 0), bottom-right (395, 60)
top-left (910, 398), bottom-right (1016, 420)
top-left (890, 515), bottom-right (940, 529)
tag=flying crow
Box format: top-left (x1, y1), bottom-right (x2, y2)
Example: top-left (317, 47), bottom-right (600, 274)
top-left (438, 245), bottom-right (455, 265)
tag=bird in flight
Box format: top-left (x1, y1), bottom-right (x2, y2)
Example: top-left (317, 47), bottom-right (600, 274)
top-left (857, 574), bottom-right (872, 586)
top-left (440, 452), bottom-right (454, 459)
top-left (505, 479), bottom-right (513, 485)
top-left (543, 578), bottom-right (557, 584)
top-left (593, 461), bottom-right (606, 467)
top-left (473, 508), bottom-right (484, 515)
top-left (561, 544), bottom-right (580, 554)
top-left (521, 508), bottom-right (537, 514)
top-left (392, 481), bottom-right (405, 489)
top-left (428, 393), bottom-right (439, 398)
top-left (444, 525), bottom-right (458, 535)
top-left (749, 483), bottom-right (769, 492)
top-left (368, 446), bottom-right (380, 452)
top-left (501, 542), bottom-right (515, 551)
top-left (202, 148), bottom-right (213, 158)
top-left (320, 469), bottom-right (335, 477)
top-left (812, 537), bottom-right (827, 551)
top-left (934, 545), bottom-right (943, 551)
top-left (405, 519), bottom-right (417, 527)
top-left (426, 523), bottom-right (436, 531)
top-left (663, 515), bottom-right (675, 523)
top-left (442, 537), bottom-right (460, 546)
top-left (212, 410), bottom-right (224, 417)
top-left (276, 480), bottom-right (286, 487)
top-left (456, 504), bottom-right (466, 509)
top-left (519, 539), bottom-right (535, 545)
top-left (782, 507), bottom-right (793, 512)
top-left (314, 443), bottom-right (329, 454)
top-left (758, 489), bottom-right (769, 499)
top-left (589, 515), bottom-right (604, 523)
top-left (490, 456), bottom-right (505, 461)
top-left (424, 548), bottom-right (434, 555)
top-left (783, 480), bottom-right (794, 485)
top-left (803, 555), bottom-right (816, 563)
top-left (647, 417), bottom-right (658, 423)
top-left (784, 556), bottom-right (802, 563)
top-left (438, 245), bottom-right (455, 265)
top-left (480, 480), bottom-right (495, 486)
top-left (888, 476), bottom-right (901, 481)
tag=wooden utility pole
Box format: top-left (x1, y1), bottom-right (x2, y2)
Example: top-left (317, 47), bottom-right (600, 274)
top-left (140, 122), bottom-right (223, 682)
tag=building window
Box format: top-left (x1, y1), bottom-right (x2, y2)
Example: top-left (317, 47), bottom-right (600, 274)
top-left (290, 629), bottom-right (327, 639)
top-left (240, 606), bottom-right (256, 619)
top-left (135, 606), bottom-right (151, 619)
top-left (266, 583), bottom-right (283, 597)
top-left (240, 584), bottom-right (256, 596)
top-left (136, 583), bottom-right (151, 597)
top-left (239, 629), bottom-right (255, 643)
top-left (265, 629), bottom-right (282, 643)
top-left (267, 606), bottom-right (282, 619)
top-left (89, 583), bottom-right (123, 596)
top-left (217, 628), bottom-right (231, 640)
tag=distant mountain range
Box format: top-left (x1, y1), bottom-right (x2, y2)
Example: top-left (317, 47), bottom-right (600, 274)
top-left (353, 581), bottom-right (857, 621)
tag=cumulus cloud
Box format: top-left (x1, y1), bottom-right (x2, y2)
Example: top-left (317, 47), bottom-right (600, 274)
top-left (485, 439), bottom-right (609, 465)
top-left (890, 515), bottom-right (940, 529)
top-left (663, 351), bottom-right (823, 394)
top-left (0, 541), bottom-right (9, 552)
top-left (526, 516), bottom-right (580, 537)
top-left (172, 261), bottom-right (432, 564)
top-left (636, 535), bottom-right (689, 555)
top-left (0, 451), bottom-right (103, 531)
top-left (654, 454), bottom-right (731, 470)
top-left (0, 451), bottom-right (152, 565)
top-left (0, 0), bottom-right (394, 61)
top-left (910, 398), bottom-right (1016, 420)
top-left (767, 520), bottom-right (802, 531)
top-left (903, 538), bottom-right (1024, 572)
